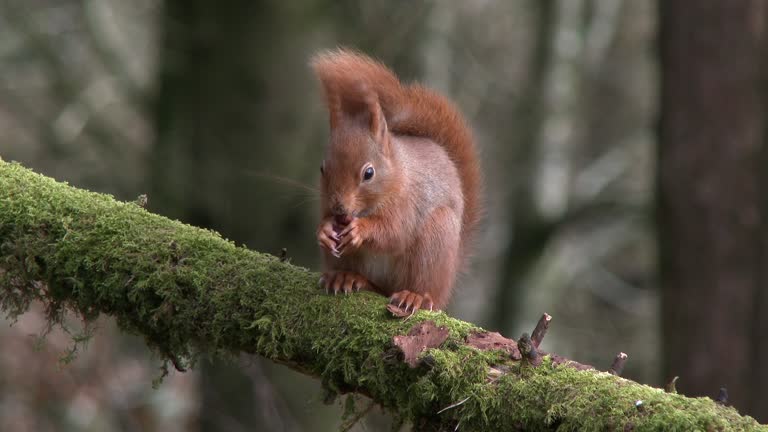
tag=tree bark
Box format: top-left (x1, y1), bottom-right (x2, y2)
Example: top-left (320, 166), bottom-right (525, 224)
top-left (1, 160), bottom-right (764, 430)
top-left (658, 0), bottom-right (768, 422)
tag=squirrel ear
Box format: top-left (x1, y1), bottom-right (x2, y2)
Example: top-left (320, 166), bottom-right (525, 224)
top-left (332, 81), bottom-right (389, 148)
top-left (365, 93), bottom-right (388, 144)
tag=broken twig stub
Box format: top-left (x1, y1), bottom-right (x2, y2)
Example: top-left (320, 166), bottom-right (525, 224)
top-left (715, 387), bottom-right (729, 405)
top-left (665, 376), bottom-right (679, 393)
top-left (531, 313), bottom-right (551, 348)
top-left (608, 352), bottom-right (628, 376)
top-left (518, 333), bottom-right (542, 367)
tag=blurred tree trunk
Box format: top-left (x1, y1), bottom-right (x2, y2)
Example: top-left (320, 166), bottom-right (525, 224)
top-left (489, 0), bottom-right (557, 333)
top-left (330, 0), bottom-right (430, 80)
top-left (658, 0), bottom-right (767, 422)
top-left (151, 1), bottom-right (306, 430)
top-left (152, 0), bottom-right (300, 248)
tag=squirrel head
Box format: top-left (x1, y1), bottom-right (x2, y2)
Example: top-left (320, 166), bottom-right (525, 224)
top-left (320, 84), bottom-right (401, 219)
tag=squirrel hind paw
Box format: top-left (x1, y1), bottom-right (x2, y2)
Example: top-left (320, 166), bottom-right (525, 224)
top-left (320, 271), bottom-right (371, 295)
top-left (388, 290), bottom-right (434, 313)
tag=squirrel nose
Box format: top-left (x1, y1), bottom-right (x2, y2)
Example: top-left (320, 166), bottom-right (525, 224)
top-left (331, 203), bottom-right (346, 215)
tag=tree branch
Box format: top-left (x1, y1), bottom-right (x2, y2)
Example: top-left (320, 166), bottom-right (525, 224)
top-left (0, 159), bottom-right (764, 431)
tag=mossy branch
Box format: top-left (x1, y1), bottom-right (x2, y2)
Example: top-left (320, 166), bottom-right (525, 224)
top-left (0, 159), bottom-right (764, 431)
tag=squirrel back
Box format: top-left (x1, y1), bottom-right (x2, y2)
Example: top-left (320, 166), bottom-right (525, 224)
top-left (311, 49), bottom-right (482, 264)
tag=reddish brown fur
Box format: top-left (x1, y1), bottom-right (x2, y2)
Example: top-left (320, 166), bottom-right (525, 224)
top-left (311, 49), bottom-right (482, 310)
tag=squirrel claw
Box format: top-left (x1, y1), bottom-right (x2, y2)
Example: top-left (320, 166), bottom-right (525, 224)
top-left (336, 219), bottom-right (364, 253)
top-left (389, 290), bottom-right (433, 313)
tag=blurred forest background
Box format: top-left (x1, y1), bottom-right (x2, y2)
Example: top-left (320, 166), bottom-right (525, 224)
top-left (0, 0), bottom-right (766, 430)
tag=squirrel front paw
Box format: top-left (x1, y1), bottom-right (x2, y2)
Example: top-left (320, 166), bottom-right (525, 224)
top-left (336, 218), bottom-right (367, 255)
top-left (319, 271), bottom-right (372, 295)
top-left (389, 290), bottom-right (434, 313)
top-left (317, 217), bottom-right (341, 257)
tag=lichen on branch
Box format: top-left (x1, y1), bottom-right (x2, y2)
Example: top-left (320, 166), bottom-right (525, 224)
top-left (0, 160), bottom-right (764, 431)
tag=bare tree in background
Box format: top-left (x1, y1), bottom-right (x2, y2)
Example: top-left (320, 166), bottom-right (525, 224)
top-left (486, 2), bottom-right (658, 387)
top-left (658, 0), bottom-right (768, 422)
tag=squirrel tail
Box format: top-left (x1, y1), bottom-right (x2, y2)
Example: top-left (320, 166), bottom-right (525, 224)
top-left (311, 48), bottom-right (483, 263)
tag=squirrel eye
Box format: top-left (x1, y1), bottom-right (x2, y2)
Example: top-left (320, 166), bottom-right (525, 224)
top-left (363, 166), bottom-right (375, 181)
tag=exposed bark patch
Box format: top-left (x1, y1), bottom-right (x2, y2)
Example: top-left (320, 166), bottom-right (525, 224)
top-left (466, 331), bottom-right (522, 360)
top-left (548, 353), bottom-right (593, 371)
top-left (392, 321), bottom-right (449, 367)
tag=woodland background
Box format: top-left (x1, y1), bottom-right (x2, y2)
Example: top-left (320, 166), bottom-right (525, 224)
top-left (0, 0), bottom-right (765, 430)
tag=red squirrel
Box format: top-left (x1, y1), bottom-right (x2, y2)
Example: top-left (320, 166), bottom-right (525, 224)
top-left (311, 49), bottom-right (482, 311)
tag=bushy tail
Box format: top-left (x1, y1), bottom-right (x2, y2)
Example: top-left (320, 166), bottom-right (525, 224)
top-left (311, 48), bottom-right (482, 262)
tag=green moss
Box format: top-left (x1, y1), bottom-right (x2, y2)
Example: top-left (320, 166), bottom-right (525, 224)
top-left (0, 160), bottom-right (764, 431)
